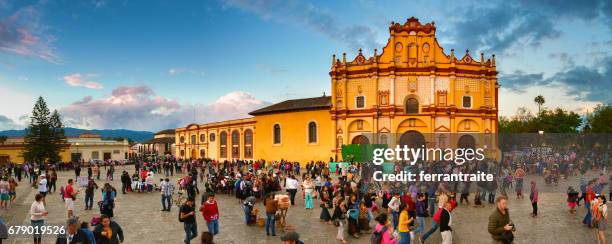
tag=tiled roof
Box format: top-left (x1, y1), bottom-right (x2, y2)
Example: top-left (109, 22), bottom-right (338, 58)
top-left (143, 137), bottom-right (175, 145)
top-left (155, 129), bottom-right (175, 135)
top-left (249, 96), bottom-right (331, 116)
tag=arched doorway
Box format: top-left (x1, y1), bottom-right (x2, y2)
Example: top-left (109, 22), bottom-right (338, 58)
top-left (351, 135), bottom-right (370, 145)
top-left (191, 149), bottom-right (196, 159)
top-left (457, 134), bottom-right (476, 149)
top-left (399, 131), bottom-right (426, 148)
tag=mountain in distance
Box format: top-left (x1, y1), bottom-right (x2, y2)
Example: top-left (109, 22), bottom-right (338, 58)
top-left (0, 127), bottom-right (155, 142)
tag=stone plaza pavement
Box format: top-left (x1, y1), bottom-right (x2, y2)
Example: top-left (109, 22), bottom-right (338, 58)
top-left (1, 166), bottom-right (611, 244)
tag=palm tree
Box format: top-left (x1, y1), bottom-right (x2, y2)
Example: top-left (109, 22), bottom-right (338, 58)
top-left (534, 95), bottom-right (545, 115)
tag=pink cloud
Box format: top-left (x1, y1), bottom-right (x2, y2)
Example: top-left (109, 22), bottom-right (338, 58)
top-left (63, 73), bottom-right (103, 89)
top-left (59, 86), bottom-right (270, 131)
top-left (0, 3), bottom-right (59, 63)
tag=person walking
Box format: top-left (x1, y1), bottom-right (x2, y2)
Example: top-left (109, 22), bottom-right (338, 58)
top-left (84, 179), bottom-right (99, 210)
top-left (264, 193), bottom-right (278, 236)
top-left (388, 192), bottom-right (401, 230)
top-left (49, 170), bottom-right (57, 193)
top-left (488, 196), bottom-right (514, 244)
top-left (63, 179), bottom-right (79, 218)
top-left (100, 184), bottom-right (116, 218)
top-left (8, 177), bottom-right (17, 207)
top-left (529, 181), bottom-right (538, 217)
top-left (37, 174), bottom-right (48, 198)
top-left (180, 198), bottom-right (198, 243)
top-left (397, 203), bottom-right (413, 244)
top-left (93, 215), bottom-right (124, 244)
top-left (200, 194), bottom-right (219, 236)
top-left (30, 193), bottom-right (48, 244)
top-left (592, 195), bottom-right (608, 244)
top-left (0, 177), bottom-right (9, 209)
top-left (372, 213), bottom-right (397, 244)
top-left (160, 178), bottom-right (174, 211)
top-left (285, 175), bottom-right (299, 206)
top-left (439, 201), bottom-right (453, 244)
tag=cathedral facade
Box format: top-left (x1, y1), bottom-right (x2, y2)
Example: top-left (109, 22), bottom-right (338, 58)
top-left (175, 17), bottom-right (499, 163)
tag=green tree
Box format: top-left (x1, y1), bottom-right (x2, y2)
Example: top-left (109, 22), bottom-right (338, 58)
top-left (534, 95), bottom-right (545, 115)
top-left (586, 104), bottom-right (612, 133)
top-left (49, 109), bottom-right (67, 163)
top-left (23, 97), bottom-right (67, 163)
top-left (0, 135), bottom-right (7, 144)
top-left (499, 107), bottom-right (581, 133)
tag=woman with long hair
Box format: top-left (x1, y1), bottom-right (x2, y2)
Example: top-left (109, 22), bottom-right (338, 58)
top-left (319, 186), bottom-right (332, 223)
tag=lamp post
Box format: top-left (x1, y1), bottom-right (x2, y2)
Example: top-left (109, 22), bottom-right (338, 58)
top-left (75, 142), bottom-right (80, 166)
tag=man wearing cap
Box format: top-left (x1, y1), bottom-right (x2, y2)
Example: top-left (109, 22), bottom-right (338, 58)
top-left (55, 217), bottom-right (91, 244)
top-left (38, 174), bottom-right (48, 197)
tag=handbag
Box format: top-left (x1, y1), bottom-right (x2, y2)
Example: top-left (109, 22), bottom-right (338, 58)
top-left (501, 231), bottom-right (514, 244)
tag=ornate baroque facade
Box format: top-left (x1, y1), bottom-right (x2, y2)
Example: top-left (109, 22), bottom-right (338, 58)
top-left (175, 17), bottom-right (499, 162)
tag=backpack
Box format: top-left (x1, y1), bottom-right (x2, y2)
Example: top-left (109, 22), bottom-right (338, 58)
top-left (370, 226), bottom-right (387, 244)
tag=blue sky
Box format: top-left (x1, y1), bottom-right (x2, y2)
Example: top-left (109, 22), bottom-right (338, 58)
top-left (0, 0), bottom-right (610, 131)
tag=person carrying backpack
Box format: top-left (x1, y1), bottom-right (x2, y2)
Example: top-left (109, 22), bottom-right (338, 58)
top-left (372, 213), bottom-right (396, 244)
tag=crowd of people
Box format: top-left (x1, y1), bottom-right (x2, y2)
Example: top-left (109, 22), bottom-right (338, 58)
top-left (0, 142), bottom-right (609, 244)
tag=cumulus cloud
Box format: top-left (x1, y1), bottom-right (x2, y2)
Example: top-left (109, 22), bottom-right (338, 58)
top-left (59, 86), bottom-right (269, 131)
top-left (500, 55), bottom-right (612, 104)
top-left (0, 115), bottom-right (21, 130)
top-left (0, 2), bottom-right (59, 63)
top-left (63, 73), bottom-right (103, 89)
top-left (221, 0), bottom-right (379, 51)
top-left (449, 0), bottom-right (611, 54)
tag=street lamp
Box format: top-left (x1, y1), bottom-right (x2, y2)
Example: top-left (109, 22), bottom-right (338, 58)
top-left (75, 142), bottom-right (80, 165)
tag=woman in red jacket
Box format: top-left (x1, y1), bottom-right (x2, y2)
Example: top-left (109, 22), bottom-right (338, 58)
top-left (200, 194), bottom-right (220, 236)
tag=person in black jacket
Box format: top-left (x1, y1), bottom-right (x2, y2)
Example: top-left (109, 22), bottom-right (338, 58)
top-left (55, 217), bottom-right (92, 244)
top-left (93, 215), bottom-right (124, 244)
top-left (439, 201), bottom-right (453, 244)
top-left (120, 171), bottom-right (130, 194)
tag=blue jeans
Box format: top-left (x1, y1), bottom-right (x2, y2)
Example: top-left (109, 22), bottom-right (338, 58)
top-left (183, 222), bottom-right (197, 244)
top-left (266, 213), bottom-right (276, 235)
top-left (413, 216), bottom-right (425, 234)
top-left (422, 221), bottom-right (439, 240)
top-left (428, 198), bottom-right (436, 216)
top-left (161, 195), bottom-right (172, 210)
top-left (206, 219), bottom-right (219, 235)
top-left (392, 211), bottom-right (399, 230)
top-left (398, 231), bottom-right (411, 244)
top-left (85, 194), bottom-right (93, 209)
top-left (244, 206), bottom-right (252, 224)
top-left (583, 202), bottom-right (592, 226)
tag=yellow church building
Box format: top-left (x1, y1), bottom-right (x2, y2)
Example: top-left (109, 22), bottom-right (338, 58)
top-left (175, 17), bottom-right (499, 163)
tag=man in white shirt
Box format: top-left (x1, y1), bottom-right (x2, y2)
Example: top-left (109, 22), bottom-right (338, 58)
top-left (38, 175), bottom-right (48, 197)
top-left (160, 178), bottom-right (174, 211)
top-left (285, 175), bottom-right (299, 205)
top-left (388, 192), bottom-right (401, 229)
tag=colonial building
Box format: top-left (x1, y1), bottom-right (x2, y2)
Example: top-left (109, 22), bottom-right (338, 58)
top-left (175, 17), bottom-right (499, 162)
top-left (138, 129), bottom-right (176, 158)
top-left (68, 133), bottom-right (129, 162)
top-left (0, 133), bottom-right (130, 164)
